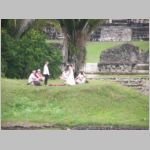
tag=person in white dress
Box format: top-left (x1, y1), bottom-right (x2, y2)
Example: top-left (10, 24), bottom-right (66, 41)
top-left (66, 64), bottom-right (76, 85)
top-left (60, 65), bottom-right (69, 82)
top-left (43, 61), bottom-right (50, 85)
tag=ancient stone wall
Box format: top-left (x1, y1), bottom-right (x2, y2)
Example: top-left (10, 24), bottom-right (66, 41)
top-left (90, 20), bottom-right (149, 42)
top-left (100, 26), bottom-right (132, 42)
top-left (98, 44), bottom-right (149, 74)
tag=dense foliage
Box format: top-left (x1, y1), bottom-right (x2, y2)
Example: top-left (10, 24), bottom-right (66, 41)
top-left (1, 29), bottom-right (62, 79)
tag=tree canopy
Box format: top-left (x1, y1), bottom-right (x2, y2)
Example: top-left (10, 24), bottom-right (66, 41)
top-left (1, 19), bottom-right (106, 78)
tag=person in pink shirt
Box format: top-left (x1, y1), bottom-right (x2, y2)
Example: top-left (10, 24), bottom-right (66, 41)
top-left (35, 69), bottom-right (44, 81)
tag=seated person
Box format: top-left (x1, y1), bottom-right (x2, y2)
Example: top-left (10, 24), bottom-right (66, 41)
top-left (59, 65), bottom-right (70, 82)
top-left (35, 69), bottom-right (44, 81)
top-left (75, 71), bottom-right (86, 84)
top-left (27, 70), bottom-right (41, 86)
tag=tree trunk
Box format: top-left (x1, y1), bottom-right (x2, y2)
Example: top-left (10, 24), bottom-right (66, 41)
top-left (62, 27), bottom-right (87, 77)
top-left (62, 36), bottom-right (68, 65)
top-left (67, 32), bottom-right (87, 77)
top-left (61, 27), bottom-right (68, 70)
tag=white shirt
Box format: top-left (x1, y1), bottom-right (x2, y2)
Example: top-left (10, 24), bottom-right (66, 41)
top-left (43, 64), bottom-right (50, 75)
top-left (28, 73), bottom-right (37, 83)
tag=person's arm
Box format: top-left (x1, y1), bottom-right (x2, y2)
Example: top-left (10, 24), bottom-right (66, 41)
top-left (35, 73), bottom-right (39, 78)
top-left (75, 74), bottom-right (79, 80)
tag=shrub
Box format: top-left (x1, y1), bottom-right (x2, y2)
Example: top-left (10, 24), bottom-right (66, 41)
top-left (1, 29), bottom-right (62, 79)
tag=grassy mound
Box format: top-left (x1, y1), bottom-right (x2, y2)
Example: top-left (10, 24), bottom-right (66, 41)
top-left (1, 78), bottom-right (149, 129)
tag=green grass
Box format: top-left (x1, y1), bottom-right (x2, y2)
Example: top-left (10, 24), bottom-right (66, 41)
top-left (1, 78), bottom-right (149, 128)
top-left (86, 41), bottom-right (149, 63)
top-left (45, 40), bottom-right (149, 63)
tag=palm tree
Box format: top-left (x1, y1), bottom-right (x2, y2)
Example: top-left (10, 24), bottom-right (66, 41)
top-left (58, 19), bottom-right (106, 75)
top-left (1, 19), bottom-right (34, 38)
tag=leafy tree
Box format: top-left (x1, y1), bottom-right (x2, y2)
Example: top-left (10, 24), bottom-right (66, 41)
top-left (2, 19), bottom-right (106, 76)
top-left (56, 19), bottom-right (106, 75)
top-left (1, 28), bottom-right (62, 79)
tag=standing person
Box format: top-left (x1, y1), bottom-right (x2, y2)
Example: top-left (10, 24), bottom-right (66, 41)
top-left (43, 61), bottom-right (50, 86)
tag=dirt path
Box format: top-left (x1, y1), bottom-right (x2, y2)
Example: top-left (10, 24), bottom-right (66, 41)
top-left (1, 122), bottom-right (148, 130)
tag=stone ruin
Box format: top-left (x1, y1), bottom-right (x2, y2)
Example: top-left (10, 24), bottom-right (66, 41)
top-left (100, 26), bottom-right (132, 42)
top-left (98, 43), bottom-right (149, 74)
top-left (90, 19), bottom-right (149, 42)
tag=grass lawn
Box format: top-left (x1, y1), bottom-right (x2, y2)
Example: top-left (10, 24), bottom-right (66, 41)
top-left (86, 41), bottom-right (149, 63)
top-left (46, 40), bottom-right (149, 63)
top-left (1, 78), bottom-right (149, 129)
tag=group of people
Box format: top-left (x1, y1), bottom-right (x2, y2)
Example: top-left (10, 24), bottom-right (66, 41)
top-left (27, 61), bottom-right (50, 86)
top-left (27, 61), bottom-right (87, 86)
top-left (60, 64), bottom-right (87, 85)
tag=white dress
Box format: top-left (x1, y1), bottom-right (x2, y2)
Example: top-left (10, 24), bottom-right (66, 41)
top-left (61, 71), bottom-right (69, 81)
top-left (66, 67), bottom-right (75, 85)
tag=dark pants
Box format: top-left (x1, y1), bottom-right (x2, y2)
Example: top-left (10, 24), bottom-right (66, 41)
top-left (44, 74), bottom-right (49, 85)
top-left (33, 81), bottom-right (41, 86)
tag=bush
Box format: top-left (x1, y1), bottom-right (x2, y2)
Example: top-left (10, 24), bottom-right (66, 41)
top-left (1, 29), bottom-right (62, 79)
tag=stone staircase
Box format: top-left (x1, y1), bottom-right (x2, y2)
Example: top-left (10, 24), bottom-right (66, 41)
top-left (115, 78), bottom-right (143, 90)
top-left (86, 74), bottom-right (149, 95)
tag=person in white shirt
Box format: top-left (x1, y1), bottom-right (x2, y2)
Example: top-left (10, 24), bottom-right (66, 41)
top-left (28, 70), bottom-right (40, 85)
top-left (43, 61), bottom-right (50, 85)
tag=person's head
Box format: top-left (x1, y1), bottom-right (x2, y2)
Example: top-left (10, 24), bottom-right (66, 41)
top-left (70, 64), bottom-right (75, 70)
top-left (37, 69), bottom-right (41, 72)
top-left (80, 71), bottom-right (83, 75)
top-left (69, 64), bottom-right (73, 70)
top-left (32, 70), bottom-right (36, 74)
top-left (65, 64), bottom-right (70, 71)
top-left (45, 61), bottom-right (49, 65)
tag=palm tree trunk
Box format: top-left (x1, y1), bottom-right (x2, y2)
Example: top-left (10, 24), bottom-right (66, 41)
top-left (67, 32), bottom-right (87, 76)
top-left (62, 35), bottom-right (68, 65)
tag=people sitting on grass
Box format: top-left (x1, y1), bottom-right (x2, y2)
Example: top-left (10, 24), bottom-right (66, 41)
top-left (35, 69), bottom-right (44, 81)
top-left (28, 65), bottom-right (87, 86)
top-left (27, 70), bottom-right (41, 86)
top-left (75, 71), bottom-right (86, 84)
